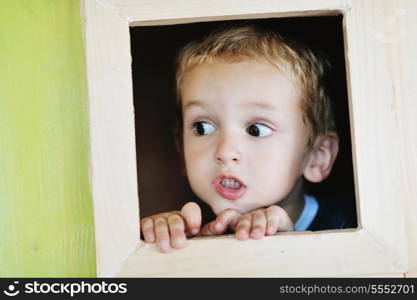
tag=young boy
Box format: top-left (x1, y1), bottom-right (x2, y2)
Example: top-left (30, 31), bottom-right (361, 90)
top-left (140, 25), bottom-right (355, 253)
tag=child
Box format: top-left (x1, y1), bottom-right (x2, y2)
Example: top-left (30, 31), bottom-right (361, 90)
top-left (140, 25), bottom-right (355, 253)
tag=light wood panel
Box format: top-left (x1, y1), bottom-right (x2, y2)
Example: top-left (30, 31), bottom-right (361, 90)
top-left (107, 0), bottom-right (351, 26)
top-left (343, 0), bottom-right (414, 272)
top-left (116, 230), bottom-right (403, 277)
top-left (83, 0), bottom-right (416, 277)
top-left (82, 0), bottom-right (141, 277)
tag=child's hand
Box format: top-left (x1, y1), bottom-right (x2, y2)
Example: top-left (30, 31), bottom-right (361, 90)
top-left (200, 208), bottom-right (242, 235)
top-left (200, 205), bottom-right (293, 240)
top-left (140, 202), bottom-right (201, 253)
top-left (201, 205), bottom-right (294, 241)
top-left (234, 205), bottom-right (294, 240)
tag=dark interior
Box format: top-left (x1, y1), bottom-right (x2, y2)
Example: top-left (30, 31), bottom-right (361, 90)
top-left (130, 15), bottom-right (356, 226)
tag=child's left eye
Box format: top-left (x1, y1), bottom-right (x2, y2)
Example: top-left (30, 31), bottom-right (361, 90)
top-left (246, 123), bottom-right (273, 137)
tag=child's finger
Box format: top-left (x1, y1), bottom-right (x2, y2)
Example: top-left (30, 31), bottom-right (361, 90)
top-left (210, 209), bottom-right (241, 234)
top-left (235, 215), bottom-right (251, 241)
top-left (250, 210), bottom-right (267, 239)
top-left (154, 217), bottom-right (172, 253)
top-left (167, 214), bottom-right (187, 249)
top-left (140, 217), bottom-right (156, 243)
top-left (275, 206), bottom-right (294, 232)
top-left (265, 205), bottom-right (281, 235)
top-left (200, 222), bottom-right (215, 236)
top-left (181, 202), bottom-right (202, 235)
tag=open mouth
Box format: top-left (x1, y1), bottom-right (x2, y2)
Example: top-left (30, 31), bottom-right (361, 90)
top-left (212, 175), bottom-right (247, 200)
top-left (219, 178), bottom-right (242, 189)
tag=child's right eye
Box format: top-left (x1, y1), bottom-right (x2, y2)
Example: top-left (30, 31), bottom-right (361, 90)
top-left (192, 121), bottom-right (215, 136)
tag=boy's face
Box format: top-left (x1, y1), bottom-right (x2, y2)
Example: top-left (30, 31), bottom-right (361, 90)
top-left (181, 60), bottom-right (311, 215)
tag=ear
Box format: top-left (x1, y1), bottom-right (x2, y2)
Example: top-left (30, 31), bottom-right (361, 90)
top-left (303, 132), bottom-right (339, 183)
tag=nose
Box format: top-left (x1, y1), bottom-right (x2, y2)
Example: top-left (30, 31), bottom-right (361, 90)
top-left (214, 133), bottom-right (242, 164)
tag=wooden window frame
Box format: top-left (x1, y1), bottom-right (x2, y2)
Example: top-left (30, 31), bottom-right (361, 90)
top-left (82, 0), bottom-right (416, 277)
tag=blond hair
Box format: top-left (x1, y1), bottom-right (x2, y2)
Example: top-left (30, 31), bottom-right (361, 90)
top-left (175, 25), bottom-right (336, 148)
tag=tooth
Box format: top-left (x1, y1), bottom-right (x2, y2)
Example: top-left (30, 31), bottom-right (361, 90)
top-left (220, 178), bottom-right (242, 189)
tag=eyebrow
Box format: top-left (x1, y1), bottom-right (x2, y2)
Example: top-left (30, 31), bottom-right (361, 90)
top-left (242, 101), bottom-right (277, 110)
top-left (183, 100), bottom-right (276, 110)
top-left (182, 100), bottom-right (206, 112)
top-left (244, 101), bottom-right (291, 118)
top-left (182, 100), bottom-right (285, 116)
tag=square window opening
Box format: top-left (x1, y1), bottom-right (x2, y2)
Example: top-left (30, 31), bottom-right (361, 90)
top-left (130, 15), bottom-right (358, 239)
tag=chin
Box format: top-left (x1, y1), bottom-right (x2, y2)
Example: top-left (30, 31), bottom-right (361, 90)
top-left (209, 202), bottom-right (246, 216)
top-left (210, 205), bottom-right (226, 216)
top-left (209, 202), bottom-right (233, 216)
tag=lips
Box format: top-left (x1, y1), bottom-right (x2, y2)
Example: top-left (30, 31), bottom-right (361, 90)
top-left (212, 175), bottom-right (247, 200)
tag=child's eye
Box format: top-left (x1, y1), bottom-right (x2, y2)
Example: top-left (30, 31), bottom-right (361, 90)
top-left (246, 123), bottom-right (273, 137)
top-left (193, 121), bottom-right (215, 136)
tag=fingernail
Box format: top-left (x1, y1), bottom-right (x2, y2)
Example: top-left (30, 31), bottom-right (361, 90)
top-left (236, 230), bottom-right (248, 241)
top-left (215, 222), bottom-right (222, 231)
top-left (251, 229), bottom-right (263, 240)
top-left (191, 228), bottom-right (199, 235)
top-left (159, 241), bottom-right (169, 252)
top-left (173, 239), bottom-right (185, 248)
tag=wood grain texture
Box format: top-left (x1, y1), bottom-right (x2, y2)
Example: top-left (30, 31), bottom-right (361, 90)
top-left (344, 0), bottom-right (416, 276)
top-left (108, 0), bottom-right (351, 26)
top-left (0, 0), bottom-right (95, 276)
top-left (116, 230), bottom-right (404, 277)
top-left (392, 0), bottom-right (417, 278)
top-left (82, 0), bottom-right (141, 277)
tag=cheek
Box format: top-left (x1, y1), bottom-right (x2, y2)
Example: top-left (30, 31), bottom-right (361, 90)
top-left (248, 141), bottom-right (304, 183)
top-left (252, 157), bottom-right (294, 186)
top-left (183, 137), bottom-right (201, 165)
top-left (183, 138), bottom-right (210, 179)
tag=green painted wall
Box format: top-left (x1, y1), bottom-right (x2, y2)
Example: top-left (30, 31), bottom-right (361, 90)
top-left (0, 0), bottom-right (96, 276)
